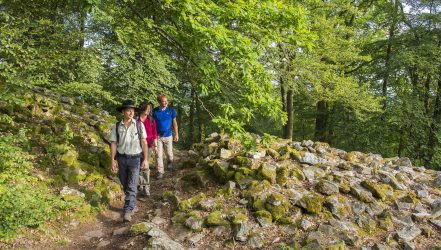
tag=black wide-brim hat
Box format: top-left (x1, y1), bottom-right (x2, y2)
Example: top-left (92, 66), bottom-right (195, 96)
top-left (117, 100), bottom-right (137, 112)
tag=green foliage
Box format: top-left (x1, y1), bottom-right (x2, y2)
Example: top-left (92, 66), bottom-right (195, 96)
top-left (0, 185), bottom-right (70, 241)
top-left (261, 133), bottom-right (276, 148)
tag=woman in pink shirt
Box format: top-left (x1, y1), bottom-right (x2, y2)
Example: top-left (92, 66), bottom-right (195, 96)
top-left (137, 101), bottom-right (158, 196)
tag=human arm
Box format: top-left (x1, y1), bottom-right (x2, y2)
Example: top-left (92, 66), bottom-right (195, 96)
top-left (140, 124), bottom-right (149, 170)
top-left (111, 142), bottom-right (118, 173)
top-left (172, 118), bottom-right (179, 142)
top-left (109, 125), bottom-right (118, 173)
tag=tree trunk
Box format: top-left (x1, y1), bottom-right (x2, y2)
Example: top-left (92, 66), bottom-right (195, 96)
top-left (281, 77), bottom-right (286, 113)
top-left (196, 96), bottom-right (202, 142)
top-left (424, 76), bottom-right (431, 115)
top-left (327, 105), bottom-right (335, 144)
top-left (283, 87), bottom-right (293, 139)
top-left (188, 88), bottom-right (195, 146)
top-left (426, 78), bottom-right (441, 166)
top-left (382, 0), bottom-right (399, 109)
top-left (314, 100), bottom-right (328, 142)
top-left (280, 77), bottom-right (286, 137)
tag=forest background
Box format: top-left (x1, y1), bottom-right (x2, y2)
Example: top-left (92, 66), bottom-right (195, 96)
top-left (1, 0), bottom-right (441, 168)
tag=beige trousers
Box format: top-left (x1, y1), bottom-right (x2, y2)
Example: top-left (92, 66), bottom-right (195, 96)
top-left (156, 136), bottom-right (173, 174)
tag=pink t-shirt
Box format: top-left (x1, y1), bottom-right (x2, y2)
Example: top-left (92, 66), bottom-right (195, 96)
top-left (138, 115), bottom-right (157, 148)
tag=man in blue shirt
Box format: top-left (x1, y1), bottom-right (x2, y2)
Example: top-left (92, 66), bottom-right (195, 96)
top-left (153, 94), bottom-right (179, 179)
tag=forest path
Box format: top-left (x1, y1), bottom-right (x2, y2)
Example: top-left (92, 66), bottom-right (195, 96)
top-left (47, 149), bottom-right (196, 250)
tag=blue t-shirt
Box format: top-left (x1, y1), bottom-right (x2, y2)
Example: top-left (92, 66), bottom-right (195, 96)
top-left (153, 106), bottom-right (176, 137)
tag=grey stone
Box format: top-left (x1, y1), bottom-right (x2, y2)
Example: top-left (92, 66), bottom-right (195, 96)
top-left (431, 207), bottom-right (441, 219)
top-left (147, 227), bottom-right (168, 238)
top-left (351, 201), bottom-right (366, 215)
top-left (301, 219), bottom-right (314, 231)
top-left (97, 240), bottom-right (110, 248)
top-left (293, 142), bottom-right (303, 151)
top-left (247, 151), bottom-right (266, 159)
top-left (147, 236), bottom-right (185, 250)
top-left (366, 203), bottom-right (385, 216)
top-left (233, 222), bottom-right (250, 242)
top-left (432, 199), bottom-right (441, 209)
top-left (84, 229), bottom-right (104, 238)
top-left (350, 184), bottom-right (375, 203)
top-left (396, 225), bottom-right (421, 242)
top-left (60, 96), bottom-right (74, 105)
top-left (302, 140), bottom-right (314, 147)
top-left (411, 212), bottom-right (431, 221)
top-left (60, 186), bottom-right (85, 198)
top-left (152, 216), bottom-right (167, 225)
top-left (220, 148), bottom-right (233, 159)
top-left (185, 216), bottom-right (203, 231)
top-left (113, 226), bottom-right (129, 236)
top-left (430, 219), bottom-right (441, 229)
top-left (187, 233), bottom-right (205, 245)
top-left (395, 157), bottom-right (412, 168)
top-left (353, 164), bottom-right (372, 175)
top-left (224, 180), bottom-right (237, 192)
top-left (316, 180), bottom-right (339, 195)
top-left (434, 174), bottom-right (441, 187)
top-left (247, 234), bottom-right (264, 249)
top-left (413, 203), bottom-right (426, 213)
top-left (300, 152), bottom-right (319, 165)
top-left (213, 225), bottom-right (231, 237)
top-left (416, 189), bottom-right (429, 198)
top-left (378, 170), bottom-right (405, 190)
top-left (396, 201), bottom-right (414, 211)
top-left (302, 166), bottom-right (325, 182)
top-left (326, 196), bottom-right (350, 219)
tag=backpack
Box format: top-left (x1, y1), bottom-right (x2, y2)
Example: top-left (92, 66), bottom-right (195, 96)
top-left (115, 120), bottom-right (143, 148)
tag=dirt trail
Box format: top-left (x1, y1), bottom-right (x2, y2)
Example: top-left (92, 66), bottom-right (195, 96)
top-left (39, 150), bottom-right (198, 250)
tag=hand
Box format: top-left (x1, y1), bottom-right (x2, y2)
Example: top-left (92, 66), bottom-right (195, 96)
top-left (141, 160), bottom-right (149, 170)
top-left (111, 159), bottom-right (118, 174)
top-left (173, 134), bottom-right (179, 142)
top-left (154, 147), bottom-right (158, 155)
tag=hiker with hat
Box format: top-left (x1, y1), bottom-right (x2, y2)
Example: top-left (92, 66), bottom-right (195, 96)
top-left (152, 94), bottom-right (179, 179)
top-left (137, 100), bottom-right (158, 197)
top-left (109, 100), bottom-right (148, 222)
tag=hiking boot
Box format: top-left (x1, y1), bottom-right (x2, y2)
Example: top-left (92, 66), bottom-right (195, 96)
top-left (157, 173), bottom-right (164, 180)
top-left (123, 212), bottom-right (132, 222)
top-left (167, 162), bottom-right (173, 171)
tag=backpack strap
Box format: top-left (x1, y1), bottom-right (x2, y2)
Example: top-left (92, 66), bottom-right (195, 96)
top-left (136, 120), bottom-right (143, 149)
top-left (115, 121), bottom-right (121, 144)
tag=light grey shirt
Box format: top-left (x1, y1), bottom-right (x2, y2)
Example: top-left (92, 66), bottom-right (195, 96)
top-left (109, 119), bottom-right (147, 155)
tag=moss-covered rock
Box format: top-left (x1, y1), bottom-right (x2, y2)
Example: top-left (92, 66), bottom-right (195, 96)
top-left (232, 156), bottom-right (252, 166)
top-left (162, 191), bottom-right (181, 209)
top-left (291, 166), bottom-right (306, 181)
top-left (276, 166), bottom-right (289, 186)
top-left (212, 160), bottom-right (230, 183)
top-left (267, 148), bottom-right (280, 159)
top-left (254, 210), bottom-right (273, 224)
top-left (179, 193), bottom-right (206, 212)
top-left (206, 211), bottom-right (229, 226)
top-left (60, 149), bottom-right (78, 166)
top-left (265, 193), bottom-right (290, 221)
top-left (298, 193), bottom-right (325, 214)
top-left (129, 222), bottom-right (152, 236)
top-left (231, 212), bottom-right (249, 224)
top-left (361, 180), bottom-right (393, 201)
top-left (259, 163), bottom-right (277, 184)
